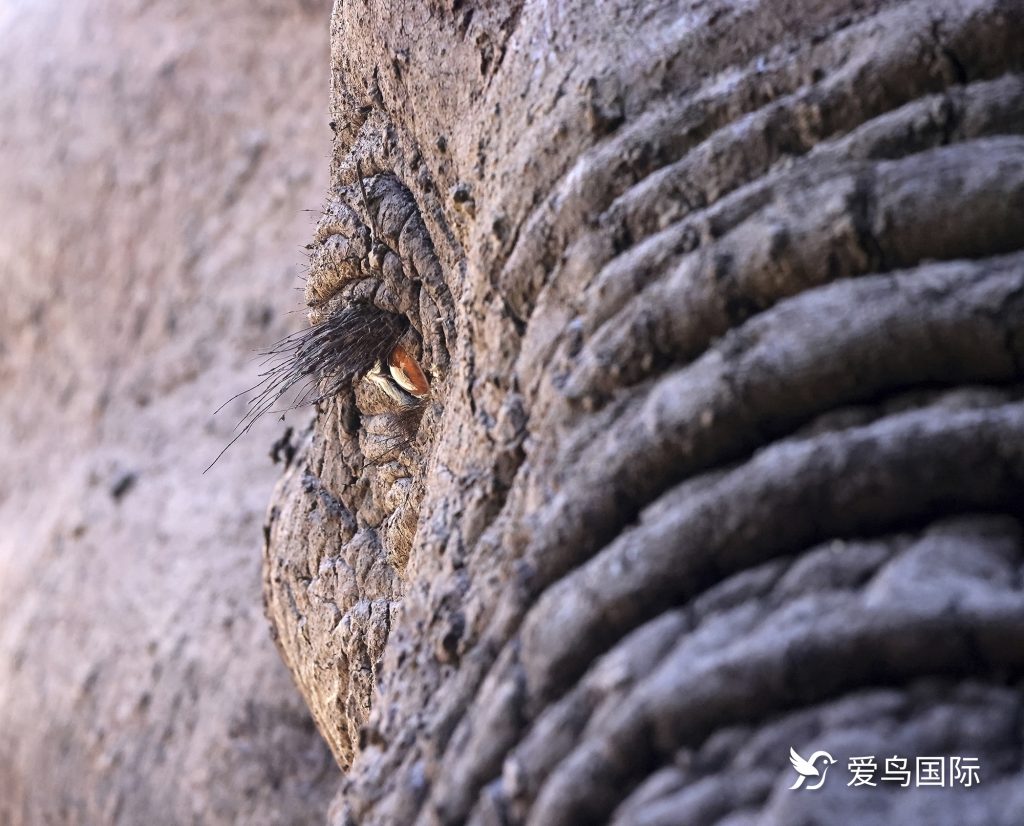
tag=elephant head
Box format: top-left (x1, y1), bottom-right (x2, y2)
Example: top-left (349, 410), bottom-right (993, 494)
top-left (262, 0), bottom-right (1024, 822)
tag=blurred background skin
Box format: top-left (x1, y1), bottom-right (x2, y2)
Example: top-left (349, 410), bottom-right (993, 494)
top-left (0, 1), bottom-right (340, 823)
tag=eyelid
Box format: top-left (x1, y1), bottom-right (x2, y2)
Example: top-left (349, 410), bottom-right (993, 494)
top-left (388, 345), bottom-right (430, 398)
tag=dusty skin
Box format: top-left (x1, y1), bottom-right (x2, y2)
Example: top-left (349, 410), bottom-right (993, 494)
top-left (3, 0), bottom-right (1024, 824)
top-left (263, 0), bottom-right (1024, 824)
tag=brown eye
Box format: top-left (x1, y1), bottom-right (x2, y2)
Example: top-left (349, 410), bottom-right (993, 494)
top-left (387, 344), bottom-right (430, 398)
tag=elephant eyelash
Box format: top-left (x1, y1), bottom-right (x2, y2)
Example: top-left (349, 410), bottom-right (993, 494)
top-left (209, 158), bottom-right (433, 470)
top-left (207, 303), bottom-right (408, 470)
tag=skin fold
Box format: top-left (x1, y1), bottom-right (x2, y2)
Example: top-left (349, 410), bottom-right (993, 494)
top-left (262, 0), bottom-right (1024, 824)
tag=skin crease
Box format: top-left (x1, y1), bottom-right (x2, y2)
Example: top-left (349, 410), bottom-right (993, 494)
top-left (262, 0), bottom-right (1024, 824)
top-left (4, 1), bottom-right (1018, 823)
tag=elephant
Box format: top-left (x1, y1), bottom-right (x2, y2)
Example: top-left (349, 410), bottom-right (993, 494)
top-left (260, 0), bottom-right (1024, 823)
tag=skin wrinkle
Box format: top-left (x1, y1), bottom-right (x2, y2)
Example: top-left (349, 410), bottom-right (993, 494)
top-left (473, 515), bottom-right (1020, 825)
top-left (496, 0), bottom-right (1020, 328)
top-left (530, 596), bottom-right (1024, 824)
top-left (263, 96), bottom-right (455, 770)
top-left (434, 394), bottom-right (1024, 826)
top-left (608, 680), bottom-right (1024, 826)
top-left (255, 0), bottom-right (1024, 822)
top-left (563, 137), bottom-right (1024, 407)
top-left (600, 16), bottom-right (1024, 252)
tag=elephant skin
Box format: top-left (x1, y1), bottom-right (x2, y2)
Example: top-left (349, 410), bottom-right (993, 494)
top-left (260, 0), bottom-right (1024, 824)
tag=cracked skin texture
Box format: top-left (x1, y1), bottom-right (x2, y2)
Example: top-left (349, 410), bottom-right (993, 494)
top-left (260, 0), bottom-right (1024, 823)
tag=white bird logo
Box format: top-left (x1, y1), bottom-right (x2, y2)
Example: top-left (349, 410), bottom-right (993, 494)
top-left (789, 747), bottom-right (836, 790)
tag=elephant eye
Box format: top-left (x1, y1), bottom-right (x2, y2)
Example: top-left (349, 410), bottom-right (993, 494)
top-left (364, 343), bottom-right (430, 405)
top-left (212, 304), bottom-right (428, 469)
top-left (223, 303), bottom-right (405, 425)
top-left (387, 344), bottom-right (430, 398)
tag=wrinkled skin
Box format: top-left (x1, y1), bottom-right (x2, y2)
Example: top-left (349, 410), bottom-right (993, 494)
top-left (263, 0), bottom-right (1024, 823)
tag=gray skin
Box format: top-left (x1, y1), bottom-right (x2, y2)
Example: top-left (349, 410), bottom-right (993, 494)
top-left (263, 0), bottom-right (1024, 823)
